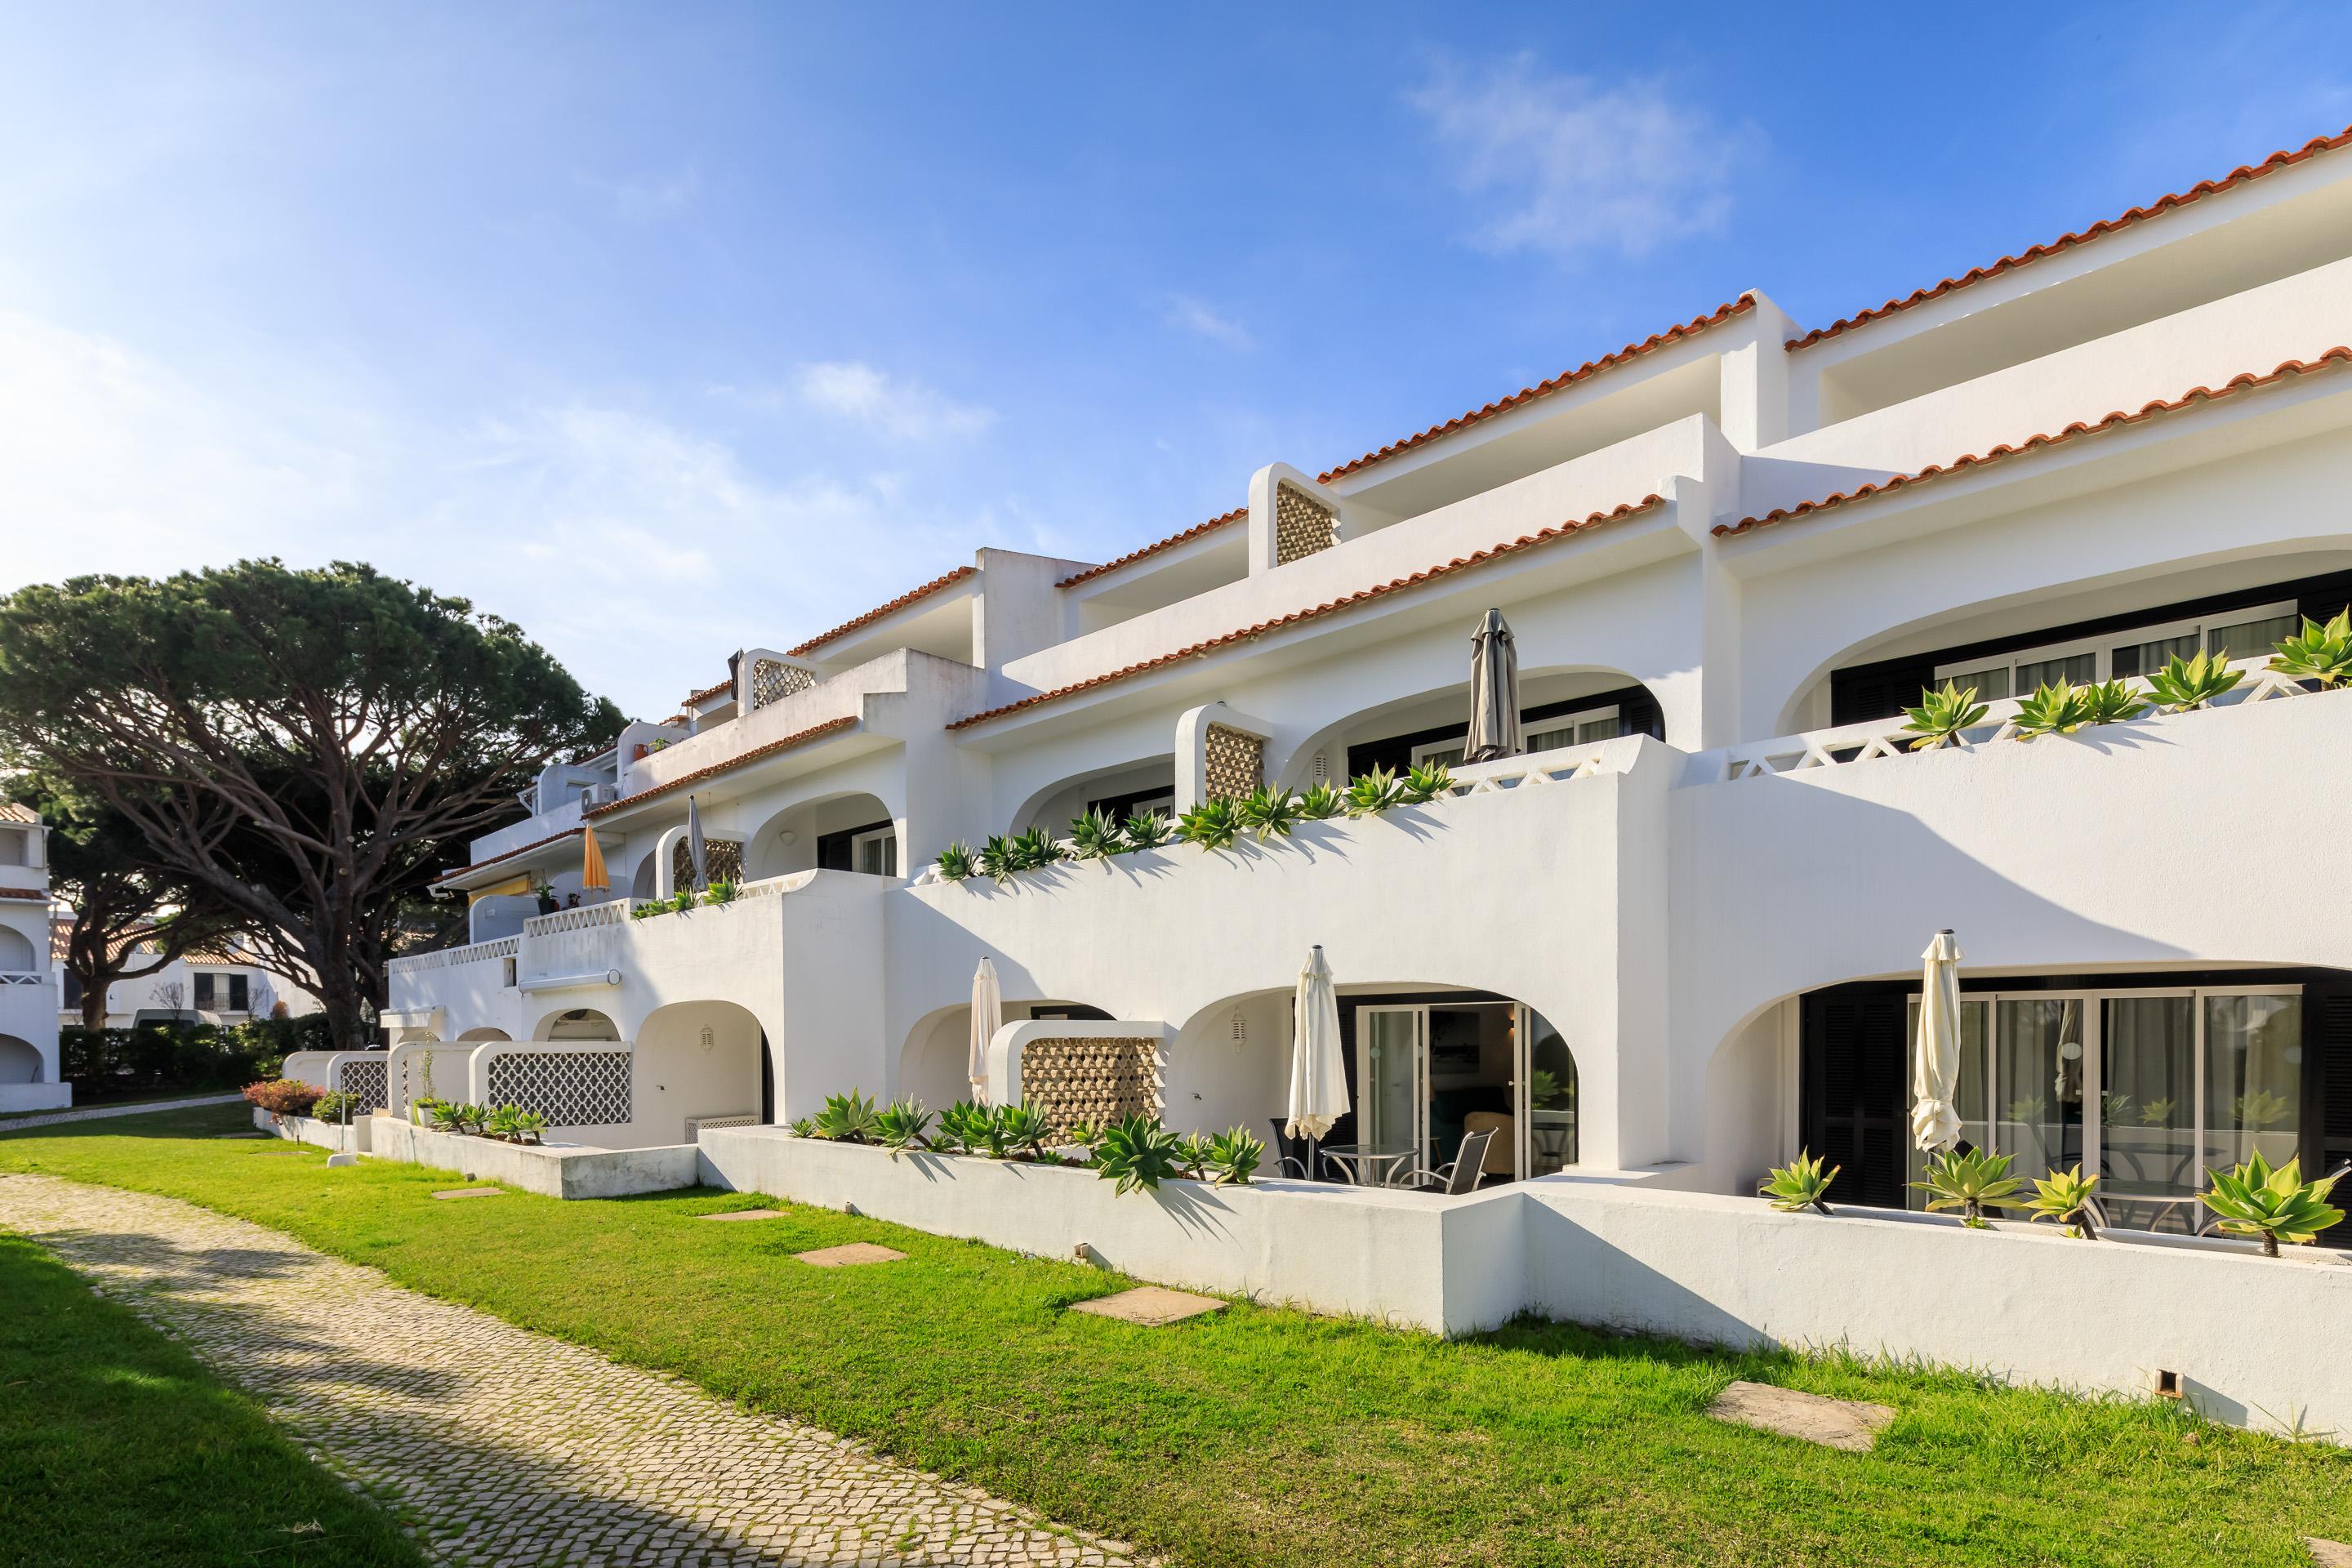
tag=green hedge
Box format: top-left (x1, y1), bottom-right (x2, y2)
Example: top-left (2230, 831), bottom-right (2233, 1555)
top-left (61, 1016), bottom-right (338, 1102)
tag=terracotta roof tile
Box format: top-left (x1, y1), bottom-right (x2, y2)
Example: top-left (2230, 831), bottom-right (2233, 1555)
top-left (1316, 296), bottom-right (1756, 484)
top-left (431, 827), bottom-right (586, 887)
top-left (951, 494), bottom-right (1667, 730)
top-left (0, 885), bottom-right (46, 902)
top-left (788, 567), bottom-right (977, 657)
top-left (1056, 506), bottom-right (1248, 589)
top-left (1715, 348), bottom-right (2352, 537)
top-left (683, 678), bottom-right (733, 707)
top-left (0, 801), bottom-right (37, 825)
top-left (1787, 126), bottom-right (2352, 351)
top-left (586, 715), bottom-right (860, 817)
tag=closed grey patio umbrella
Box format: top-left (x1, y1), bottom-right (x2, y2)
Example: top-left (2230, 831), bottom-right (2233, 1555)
top-left (1464, 608), bottom-right (1522, 764)
top-left (686, 794), bottom-right (710, 894)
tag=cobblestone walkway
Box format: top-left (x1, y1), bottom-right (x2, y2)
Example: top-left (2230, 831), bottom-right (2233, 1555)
top-left (0, 1174), bottom-right (1134, 1568)
top-left (0, 1092), bottom-right (242, 1132)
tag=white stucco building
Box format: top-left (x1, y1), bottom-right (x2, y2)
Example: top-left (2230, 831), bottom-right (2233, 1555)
top-left (384, 122), bottom-right (2352, 1233)
top-left (51, 916), bottom-right (325, 1031)
top-left (0, 803), bottom-right (68, 1110)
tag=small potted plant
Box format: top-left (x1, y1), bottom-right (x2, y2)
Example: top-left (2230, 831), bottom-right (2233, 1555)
top-left (533, 880), bottom-right (558, 915)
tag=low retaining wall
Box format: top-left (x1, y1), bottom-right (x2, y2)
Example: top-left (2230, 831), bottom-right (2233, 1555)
top-left (695, 1126), bottom-right (2352, 1437)
top-left (254, 1108), bottom-right (371, 1153)
top-left (368, 1118), bottom-right (699, 1199)
top-left (0, 1085), bottom-right (74, 1114)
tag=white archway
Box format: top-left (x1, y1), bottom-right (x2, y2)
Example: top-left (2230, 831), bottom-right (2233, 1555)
top-left (0, 1034), bottom-right (42, 1085)
top-left (535, 1008), bottom-right (618, 1042)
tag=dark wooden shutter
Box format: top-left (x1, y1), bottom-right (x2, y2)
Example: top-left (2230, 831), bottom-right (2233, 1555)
top-left (1802, 989), bottom-right (1908, 1209)
top-left (1830, 657), bottom-right (1942, 727)
top-left (2308, 982), bottom-right (2352, 1245)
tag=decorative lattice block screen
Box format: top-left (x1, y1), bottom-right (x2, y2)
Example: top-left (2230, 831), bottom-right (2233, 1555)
top-left (1273, 483), bottom-right (1338, 565)
top-left (748, 657), bottom-right (815, 710)
top-left (485, 1051), bottom-right (632, 1129)
top-left (336, 1057), bottom-right (390, 1114)
top-left (1203, 724), bottom-right (1265, 802)
top-left (673, 837), bottom-right (744, 889)
top-left (1018, 1036), bottom-right (1162, 1134)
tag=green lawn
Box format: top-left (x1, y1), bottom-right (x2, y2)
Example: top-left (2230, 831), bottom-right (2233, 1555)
top-left (3, 1104), bottom-right (2348, 1567)
top-left (0, 1222), bottom-right (425, 1568)
top-left (0, 1088), bottom-right (237, 1121)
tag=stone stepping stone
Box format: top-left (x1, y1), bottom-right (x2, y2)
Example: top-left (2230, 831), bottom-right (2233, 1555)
top-left (795, 1242), bottom-right (906, 1267)
top-left (430, 1187), bottom-right (506, 1200)
top-left (2308, 1538), bottom-right (2352, 1567)
top-left (1707, 1380), bottom-right (1894, 1452)
top-left (701, 1208), bottom-right (786, 1222)
top-left (1070, 1285), bottom-right (1227, 1327)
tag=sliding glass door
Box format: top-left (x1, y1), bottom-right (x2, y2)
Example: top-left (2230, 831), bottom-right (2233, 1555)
top-left (1907, 985), bottom-right (2304, 1232)
top-left (1357, 1006), bottom-right (1428, 1165)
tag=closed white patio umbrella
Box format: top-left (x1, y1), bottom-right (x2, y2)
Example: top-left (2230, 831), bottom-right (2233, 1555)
top-left (1286, 945), bottom-right (1348, 1142)
top-left (969, 956), bottom-right (1002, 1103)
top-left (1912, 929), bottom-right (1965, 1153)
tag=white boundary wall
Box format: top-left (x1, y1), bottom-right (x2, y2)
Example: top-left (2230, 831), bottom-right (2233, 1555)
top-left (697, 1126), bottom-right (2352, 1438)
top-left (368, 1119), bottom-right (698, 1199)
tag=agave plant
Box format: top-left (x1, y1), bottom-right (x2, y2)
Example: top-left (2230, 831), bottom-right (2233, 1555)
top-left (2078, 678), bottom-right (2151, 726)
top-left (2202, 1152), bottom-right (2346, 1257)
top-left (1401, 761), bottom-right (1454, 804)
top-left (1171, 1132), bottom-right (1216, 1180)
top-left (2011, 679), bottom-right (2093, 739)
top-left (1234, 784), bottom-right (1300, 841)
top-left (874, 1098), bottom-right (935, 1156)
top-left (1009, 825), bottom-right (1061, 871)
top-left (430, 1100), bottom-right (468, 1133)
top-left (978, 834), bottom-right (1020, 884)
top-left (1294, 782), bottom-right (1347, 821)
top-left (2267, 609), bottom-right (2352, 688)
top-left (703, 879), bottom-right (739, 906)
top-left (2144, 648), bottom-right (2244, 713)
top-left (933, 1099), bottom-right (987, 1155)
top-left (1064, 808), bottom-right (1124, 861)
top-left (935, 842), bottom-right (978, 882)
top-left (1901, 682), bottom-right (1989, 751)
top-left (995, 1102), bottom-right (1056, 1160)
top-left (2025, 1165), bottom-right (2101, 1239)
top-left (1758, 1150), bottom-right (1839, 1214)
top-left (1062, 1118), bottom-right (1105, 1157)
top-left (1094, 1114), bottom-right (1187, 1196)
top-left (1178, 797), bottom-right (1242, 851)
top-left (485, 1103), bottom-right (526, 1142)
top-left (812, 1089), bottom-right (882, 1144)
top-left (509, 1108), bottom-right (548, 1146)
top-left (1343, 764), bottom-right (1408, 816)
top-left (787, 1116), bottom-right (816, 1138)
top-left (1913, 1147), bottom-right (2024, 1227)
top-left (1121, 810), bottom-right (1174, 851)
top-left (1205, 1126), bottom-right (1264, 1186)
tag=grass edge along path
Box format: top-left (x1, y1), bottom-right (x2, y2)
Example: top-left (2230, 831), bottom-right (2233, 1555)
top-left (4, 1102), bottom-right (2350, 1568)
top-left (0, 1224), bottom-right (425, 1568)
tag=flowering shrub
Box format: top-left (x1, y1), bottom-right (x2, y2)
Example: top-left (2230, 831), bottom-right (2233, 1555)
top-left (243, 1080), bottom-right (323, 1121)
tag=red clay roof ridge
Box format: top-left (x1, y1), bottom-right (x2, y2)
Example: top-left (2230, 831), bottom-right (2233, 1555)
top-left (952, 493), bottom-right (1668, 731)
top-left (788, 566), bottom-right (978, 657)
top-left (1715, 348), bottom-right (2352, 537)
top-left (586, 715), bottom-right (860, 816)
top-left (1787, 125), bottom-right (2352, 352)
top-left (1057, 506), bottom-right (1248, 589)
top-left (432, 827), bottom-right (588, 887)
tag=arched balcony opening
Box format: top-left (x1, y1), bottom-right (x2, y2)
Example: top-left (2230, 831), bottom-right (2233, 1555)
top-left (1013, 755), bottom-right (1175, 838)
top-left (744, 791), bottom-right (902, 882)
top-left (1281, 666), bottom-right (1664, 792)
top-left (534, 1007), bottom-right (618, 1042)
top-left (0, 1034), bottom-right (44, 1085)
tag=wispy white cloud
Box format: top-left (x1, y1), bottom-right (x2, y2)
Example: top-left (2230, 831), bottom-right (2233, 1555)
top-left (577, 163), bottom-right (701, 220)
top-left (786, 359), bottom-right (995, 441)
top-left (1407, 55), bottom-right (1744, 262)
top-left (1164, 294), bottom-right (1255, 352)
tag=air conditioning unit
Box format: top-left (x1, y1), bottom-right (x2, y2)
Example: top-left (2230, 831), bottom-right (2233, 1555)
top-left (684, 1113), bottom-right (759, 1142)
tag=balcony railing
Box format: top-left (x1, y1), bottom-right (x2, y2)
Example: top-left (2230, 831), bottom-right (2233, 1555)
top-left (387, 936), bottom-right (521, 978)
top-left (1716, 657), bottom-right (2330, 782)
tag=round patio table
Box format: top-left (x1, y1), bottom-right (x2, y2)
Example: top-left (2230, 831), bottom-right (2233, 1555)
top-left (1316, 1142), bottom-right (1420, 1187)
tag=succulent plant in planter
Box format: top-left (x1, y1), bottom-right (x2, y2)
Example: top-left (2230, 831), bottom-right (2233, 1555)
top-left (1009, 825), bottom-right (1061, 871)
top-left (811, 1089), bottom-right (882, 1144)
top-left (2201, 1152), bottom-right (2345, 1257)
top-left (978, 834), bottom-right (1021, 884)
top-left (1235, 784), bottom-right (1300, 841)
top-left (1900, 681), bottom-right (1989, 750)
top-left (875, 1098), bottom-right (935, 1156)
top-left (934, 1099), bottom-right (986, 1155)
top-left (1065, 808), bottom-right (1124, 861)
top-left (2144, 648), bottom-right (2244, 712)
top-left (935, 842), bottom-right (978, 882)
top-left (2011, 679), bottom-right (2094, 739)
top-left (2267, 609), bottom-right (2352, 687)
top-left (1171, 1132), bottom-right (1216, 1180)
top-left (1205, 1126), bottom-right (1264, 1186)
top-left (1094, 1115), bottom-right (1187, 1196)
top-left (1121, 809), bottom-right (1174, 851)
top-left (1913, 1147), bottom-right (2024, 1227)
top-left (787, 1116), bottom-right (817, 1138)
top-left (509, 1108), bottom-right (547, 1146)
top-left (1293, 782), bottom-right (1346, 821)
top-left (702, 879), bottom-right (738, 906)
top-left (2078, 679), bottom-right (2151, 727)
top-left (1343, 764), bottom-right (1408, 816)
top-left (995, 1102), bottom-right (1055, 1160)
top-left (1178, 798), bottom-right (1242, 850)
top-left (1758, 1150), bottom-right (1839, 1214)
top-left (2024, 1165), bottom-right (2101, 1239)
top-left (1399, 761), bottom-right (1454, 804)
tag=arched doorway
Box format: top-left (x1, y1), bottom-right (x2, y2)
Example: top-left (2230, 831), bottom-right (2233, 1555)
top-left (0, 1035), bottom-right (42, 1085)
top-left (745, 791), bottom-right (901, 881)
top-left (637, 1000), bottom-right (764, 1138)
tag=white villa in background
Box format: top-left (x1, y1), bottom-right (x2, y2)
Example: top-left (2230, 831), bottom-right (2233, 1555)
top-left (381, 123), bottom-right (2352, 1231)
top-left (48, 917), bottom-right (324, 1031)
top-left (0, 803), bottom-right (66, 1111)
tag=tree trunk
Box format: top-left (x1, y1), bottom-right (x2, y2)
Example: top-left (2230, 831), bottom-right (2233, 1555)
top-left (79, 976), bottom-right (108, 1031)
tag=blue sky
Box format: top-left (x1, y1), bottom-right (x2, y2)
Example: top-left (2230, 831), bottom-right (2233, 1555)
top-left (4, 3), bottom-right (2350, 718)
